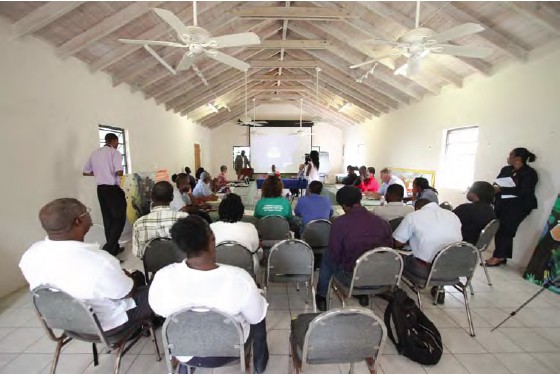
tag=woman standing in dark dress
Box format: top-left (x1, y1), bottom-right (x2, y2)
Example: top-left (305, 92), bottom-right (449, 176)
top-left (487, 148), bottom-right (538, 266)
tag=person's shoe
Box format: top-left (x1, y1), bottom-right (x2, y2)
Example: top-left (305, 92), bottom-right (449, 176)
top-left (118, 246), bottom-right (125, 254)
top-left (430, 287), bottom-right (445, 304)
top-left (315, 295), bottom-right (327, 311)
top-left (356, 295), bottom-right (369, 307)
top-left (485, 258), bottom-right (507, 267)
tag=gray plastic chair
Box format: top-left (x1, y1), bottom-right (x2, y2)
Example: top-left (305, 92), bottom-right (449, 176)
top-left (327, 248), bottom-right (403, 310)
top-left (266, 239), bottom-right (316, 311)
top-left (143, 237), bottom-right (185, 284)
top-left (301, 219), bottom-right (331, 255)
top-left (439, 202), bottom-right (453, 211)
top-left (216, 240), bottom-right (257, 278)
top-left (32, 286), bottom-right (160, 374)
top-left (162, 307), bottom-right (250, 374)
top-left (475, 219), bottom-right (500, 287)
top-left (256, 215), bottom-right (291, 250)
top-left (403, 242), bottom-right (479, 336)
top-left (290, 307), bottom-right (386, 374)
top-left (388, 217), bottom-right (404, 232)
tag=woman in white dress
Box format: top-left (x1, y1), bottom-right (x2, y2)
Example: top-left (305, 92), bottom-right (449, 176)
top-left (306, 150), bottom-right (321, 182)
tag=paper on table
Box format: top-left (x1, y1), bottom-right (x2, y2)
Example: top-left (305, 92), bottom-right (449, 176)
top-left (501, 195), bottom-right (517, 199)
top-left (495, 177), bottom-right (516, 188)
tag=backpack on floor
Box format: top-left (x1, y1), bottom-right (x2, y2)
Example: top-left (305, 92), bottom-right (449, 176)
top-left (383, 288), bottom-right (443, 365)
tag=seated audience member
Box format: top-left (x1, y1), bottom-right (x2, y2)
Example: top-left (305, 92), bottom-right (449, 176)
top-left (215, 165), bottom-right (229, 191)
top-left (148, 216), bottom-right (269, 373)
top-left (315, 186), bottom-right (393, 311)
top-left (184, 166), bottom-right (196, 191)
top-left (357, 166), bottom-right (380, 193)
top-left (270, 164), bottom-right (280, 177)
top-left (193, 172), bottom-right (218, 201)
top-left (211, 193), bottom-right (261, 257)
top-left (254, 175), bottom-right (292, 219)
top-left (19, 198), bottom-right (152, 333)
top-left (374, 168), bottom-right (406, 198)
top-left (195, 167), bottom-right (205, 181)
top-left (342, 165), bottom-right (359, 186)
top-left (453, 181), bottom-right (496, 245)
top-left (171, 173), bottom-right (212, 224)
top-left (408, 177), bottom-right (439, 205)
top-left (133, 181), bottom-right (188, 258)
top-left (393, 199), bottom-right (462, 303)
top-left (294, 181), bottom-right (333, 225)
top-left (374, 184), bottom-right (414, 222)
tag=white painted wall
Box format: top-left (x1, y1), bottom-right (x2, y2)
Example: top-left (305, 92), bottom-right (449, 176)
top-left (343, 47), bottom-right (560, 267)
top-left (0, 19), bottom-right (211, 297)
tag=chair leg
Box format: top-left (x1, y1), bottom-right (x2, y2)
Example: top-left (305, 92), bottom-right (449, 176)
top-left (415, 286), bottom-right (423, 310)
top-left (468, 282), bottom-right (474, 296)
top-left (49, 339), bottom-right (64, 374)
top-left (113, 342), bottom-right (127, 374)
top-left (462, 286), bottom-right (475, 337)
top-left (92, 343), bottom-right (99, 366)
top-left (296, 282), bottom-right (300, 292)
top-left (149, 323), bottom-right (162, 361)
top-left (369, 295), bottom-right (375, 312)
top-left (480, 251), bottom-right (493, 286)
top-left (349, 362), bottom-right (355, 374)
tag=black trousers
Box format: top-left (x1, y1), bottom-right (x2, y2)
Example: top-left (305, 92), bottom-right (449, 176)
top-left (97, 185), bottom-right (127, 256)
top-left (494, 202), bottom-right (531, 259)
top-left (106, 284), bottom-right (153, 336)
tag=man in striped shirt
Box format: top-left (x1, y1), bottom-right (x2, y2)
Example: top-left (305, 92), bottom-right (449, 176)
top-left (132, 181), bottom-right (188, 258)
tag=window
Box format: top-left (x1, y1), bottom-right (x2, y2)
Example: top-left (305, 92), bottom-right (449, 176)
top-left (439, 126), bottom-right (479, 190)
top-left (98, 125), bottom-right (129, 173)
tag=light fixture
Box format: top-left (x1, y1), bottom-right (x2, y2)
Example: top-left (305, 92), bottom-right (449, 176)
top-left (338, 102), bottom-right (351, 112)
top-left (207, 103), bottom-right (219, 113)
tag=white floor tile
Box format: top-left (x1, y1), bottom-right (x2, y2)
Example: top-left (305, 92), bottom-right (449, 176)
top-left (423, 354), bottom-right (469, 374)
top-left (125, 354), bottom-right (166, 373)
top-left (0, 308), bottom-right (37, 327)
top-left (474, 308), bottom-right (523, 328)
top-left (262, 354), bottom-right (289, 374)
top-left (499, 327), bottom-right (557, 352)
top-left (439, 328), bottom-right (486, 354)
top-left (454, 353), bottom-right (511, 374)
top-left (25, 334), bottom-right (58, 354)
top-left (472, 328), bottom-right (523, 353)
top-left (379, 354), bottom-right (427, 374)
top-left (0, 354), bottom-right (18, 370)
top-left (0, 329), bottom-right (15, 342)
top-left (423, 309), bottom-right (460, 328)
top-left (533, 327), bottom-right (560, 347)
top-left (82, 353), bottom-right (136, 373)
top-left (0, 353), bottom-right (51, 374)
top-left (0, 328), bottom-right (44, 353)
top-left (39, 353), bottom-right (92, 374)
top-left (294, 362), bottom-right (342, 373)
top-left (266, 294), bottom-right (290, 310)
top-left (339, 361), bottom-right (377, 374)
top-left (266, 310), bottom-right (292, 331)
top-left (530, 353), bottom-right (560, 372)
top-left (493, 352), bottom-right (552, 374)
top-left (267, 330), bottom-right (291, 355)
top-left (444, 308), bottom-right (491, 329)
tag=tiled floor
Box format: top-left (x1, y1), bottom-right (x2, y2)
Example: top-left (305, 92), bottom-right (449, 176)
top-left (1, 245), bottom-right (559, 374)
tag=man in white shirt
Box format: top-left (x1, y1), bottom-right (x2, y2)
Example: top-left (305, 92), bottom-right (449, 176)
top-left (149, 216), bottom-right (269, 373)
top-left (374, 184), bottom-right (414, 222)
top-left (83, 133), bottom-right (127, 256)
top-left (19, 198), bottom-right (152, 333)
top-left (132, 181), bottom-right (188, 258)
top-left (192, 172), bottom-right (218, 202)
top-left (376, 167), bottom-right (407, 198)
top-left (393, 199), bottom-right (463, 303)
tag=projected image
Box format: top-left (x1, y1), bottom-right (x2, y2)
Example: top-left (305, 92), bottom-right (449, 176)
top-left (251, 128), bottom-right (311, 173)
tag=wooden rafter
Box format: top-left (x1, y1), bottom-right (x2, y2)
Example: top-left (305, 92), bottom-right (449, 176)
top-left (245, 40), bottom-right (332, 49)
top-left (230, 6), bottom-right (358, 20)
top-left (249, 60), bottom-right (320, 68)
top-left (505, 2), bottom-right (560, 37)
top-left (12, 2), bottom-right (84, 38)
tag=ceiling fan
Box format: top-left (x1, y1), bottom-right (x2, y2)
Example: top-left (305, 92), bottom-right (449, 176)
top-left (349, 0), bottom-right (492, 76)
top-left (238, 74), bottom-right (267, 127)
top-left (291, 99), bottom-right (314, 137)
top-left (119, 1), bottom-right (261, 74)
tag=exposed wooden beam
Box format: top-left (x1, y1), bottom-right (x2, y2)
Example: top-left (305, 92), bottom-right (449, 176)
top-left (251, 87), bottom-right (309, 92)
top-left (505, 1), bottom-right (560, 36)
top-left (230, 6), bottom-right (358, 20)
top-left (297, 90), bottom-right (364, 125)
top-left (56, 1), bottom-right (163, 59)
top-left (252, 74), bottom-right (312, 82)
top-left (245, 40), bottom-right (332, 49)
top-left (254, 94), bottom-right (303, 100)
top-left (250, 60), bottom-right (319, 68)
top-left (12, 2), bottom-right (84, 38)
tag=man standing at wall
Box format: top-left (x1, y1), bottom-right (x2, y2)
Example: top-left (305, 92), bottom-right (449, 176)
top-left (83, 133), bottom-right (127, 256)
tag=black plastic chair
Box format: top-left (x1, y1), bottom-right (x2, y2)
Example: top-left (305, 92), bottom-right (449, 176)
top-left (142, 237), bottom-right (185, 284)
top-left (388, 217), bottom-right (404, 232)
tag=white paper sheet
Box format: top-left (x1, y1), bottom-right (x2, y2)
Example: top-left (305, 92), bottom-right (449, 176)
top-left (495, 177), bottom-right (516, 188)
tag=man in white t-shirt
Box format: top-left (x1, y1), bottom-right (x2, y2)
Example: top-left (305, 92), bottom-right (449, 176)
top-left (19, 198), bottom-right (152, 333)
top-left (149, 215), bottom-right (269, 373)
top-left (393, 199), bottom-right (462, 303)
top-left (374, 184), bottom-right (414, 223)
top-left (376, 167), bottom-right (407, 198)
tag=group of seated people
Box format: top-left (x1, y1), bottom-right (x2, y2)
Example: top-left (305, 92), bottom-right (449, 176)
top-left (18, 168), bottom-right (497, 372)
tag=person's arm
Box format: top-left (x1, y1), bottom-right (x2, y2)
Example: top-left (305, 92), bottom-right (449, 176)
top-left (95, 258), bottom-right (134, 300)
top-left (239, 277), bottom-right (268, 324)
top-left (112, 150), bottom-right (124, 177)
top-left (392, 215), bottom-right (413, 249)
top-left (83, 157), bottom-right (94, 176)
top-left (329, 222), bottom-right (344, 264)
top-left (306, 163), bottom-right (311, 177)
top-left (499, 168), bottom-right (538, 199)
top-left (294, 199), bottom-right (302, 217)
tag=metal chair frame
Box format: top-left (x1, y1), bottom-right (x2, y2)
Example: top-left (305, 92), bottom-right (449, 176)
top-left (32, 286), bottom-right (160, 374)
top-left (290, 307), bottom-right (386, 374)
top-left (216, 240), bottom-right (258, 279)
top-left (473, 219), bottom-right (501, 292)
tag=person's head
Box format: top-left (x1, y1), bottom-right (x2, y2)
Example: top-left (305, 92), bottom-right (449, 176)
top-left (195, 167), bottom-right (205, 180)
top-left (151, 181), bottom-right (174, 206)
top-left (104, 133), bottom-right (118, 148)
top-left (380, 168), bottom-right (391, 183)
top-left (241, 150), bottom-right (245, 156)
top-left (39, 198), bottom-right (92, 241)
top-left (220, 165), bottom-right (227, 173)
top-left (385, 184), bottom-right (405, 203)
top-left (414, 198), bottom-right (431, 211)
top-left (199, 171), bottom-right (211, 184)
top-left (467, 181), bottom-right (495, 204)
top-left (175, 173), bottom-right (190, 192)
top-left (171, 174), bottom-right (178, 183)
top-left (346, 165), bottom-right (353, 173)
top-left (218, 193), bottom-right (244, 223)
top-left (336, 186), bottom-right (362, 212)
top-left (309, 150), bottom-right (320, 169)
top-left (184, 166), bottom-right (192, 175)
top-left (262, 175), bottom-right (283, 198)
top-left (358, 165), bottom-right (369, 178)
top-left (368, 167), bottom-right (376, 176)
top-left (171, 215), bottom-right (215, 261)
top-left (413, 177), bottom-right (433, 194)
top-left (308, 181), bottom-right (323, 195)
top-left (508, 147), bottom-right (537, 168)
top-left (271, 164), bottom-right (276, 172)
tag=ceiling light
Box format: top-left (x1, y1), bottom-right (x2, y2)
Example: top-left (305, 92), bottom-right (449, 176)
top-left (338, 102), bottom-right (351, 112)
top-left (395, 63), bottom-right (408, 76)
top-left (207, 103), bottom-right (219, 113)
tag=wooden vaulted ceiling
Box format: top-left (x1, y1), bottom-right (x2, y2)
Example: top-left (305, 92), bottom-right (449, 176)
top-left (1, 1), bottom-right (559, 129)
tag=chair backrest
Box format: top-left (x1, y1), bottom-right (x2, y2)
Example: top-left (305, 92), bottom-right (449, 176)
top-left (301, 219), bottom-right (331, 248)
top-left (302, 307), bottom-right (386, 365)
top-left (475, 219), bottom-right (500, 251)
top-left (388, 217), bottom-right (404, 232)
top-left (439, 202), bottom-right (453, 211)
top-left (162, 307), bottom-right (246, 372)
top-left (427, 242), bottom-right (479, 284)
top-left (256, 215), bottom-right (291, 241)
top-left (215, 241), bottom-right (255, 277)
top-left (349, 248), bottom-right (404, 292)
top-left (267, 239), bottom-right (314, 283)
top-left (32, 286), bottom-right (108, 345)
top-left (143, 238), bottom-right (185, 283)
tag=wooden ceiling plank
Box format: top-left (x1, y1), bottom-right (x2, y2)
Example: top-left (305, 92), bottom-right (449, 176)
top-left (298, 90), bottom-right (364, 125)
top-left (57, 1), bottom-right (164, 59)
top-left (245, 39), bottom-right (332, 49)
top-left (230, 6), bottom-right (358, 20)
top-left (505, 1), bottom-right (560, 37)
top-left (12, 2), bottom-right (84, 38)
top-left (178, 81), bottom-right (261, 115)
top-left (252, 74), bottom-right (311, 81)
top-left (251, 86), bottom-right (309, 92)
top-left (250, 60), bottom-right (320, 68)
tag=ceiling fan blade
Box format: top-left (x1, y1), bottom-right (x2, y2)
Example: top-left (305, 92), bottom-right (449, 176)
top-left (153, 8), bottom-right (190, 37)
top-left (212, 32), bottom-right (261, 49)
top-left (176, 52), bottom-right (196, 71)
top-left (429, 23), bottom-right (485, 44)
top-left (407, 56), bottom-right (421, 76)
top-left (143, 45), bottom-right (176, 75)
top-left (204, 50), bottom-right (250, 72)
top-left (363, 38), bottom-right (402, 46)
top-left (432, 44), bottom-right (492, 58)
top-left (119, 39), bottom-right (185, 48)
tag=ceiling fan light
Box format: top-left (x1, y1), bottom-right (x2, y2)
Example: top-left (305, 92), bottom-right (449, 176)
top-left (338, 102), bottom-right (351, 112)
top-left (207, 103), bottom-right (219, 113)
top-left (395, 63), bottom-right (408, 76)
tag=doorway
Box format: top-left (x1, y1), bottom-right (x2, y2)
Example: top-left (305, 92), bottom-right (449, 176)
top-left (194, 143), bottom-right (201, 171)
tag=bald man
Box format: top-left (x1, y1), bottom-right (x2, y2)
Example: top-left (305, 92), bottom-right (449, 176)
top-left (19, 198), bottom-right (153, 334)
